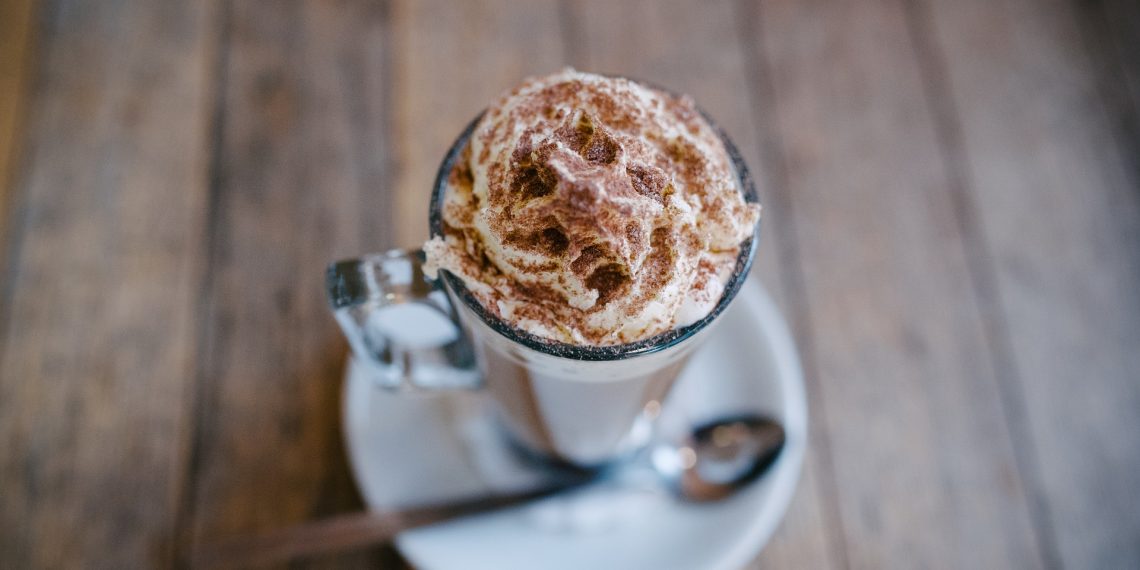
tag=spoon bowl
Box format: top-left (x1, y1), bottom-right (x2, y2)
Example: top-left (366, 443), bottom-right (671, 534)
top-left (674, 415), bottom-right (787, 502)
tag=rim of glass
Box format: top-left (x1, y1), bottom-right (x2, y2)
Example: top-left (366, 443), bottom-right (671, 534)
top-left (429, 97), bottom-right (760, 362)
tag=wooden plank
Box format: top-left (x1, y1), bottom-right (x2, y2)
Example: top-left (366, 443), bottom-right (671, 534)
top-left (0, 0), bottom-right (37, 239)
top-left (914, 0), bottom-right (1140, 566)
top-left (182, 1), bottom-right (402, 567)
top-left (748, 0), bottom-right (1047, 567)
top-left (388, 0), bottom-right (567, 246)
top-left (562, 0), bottom-right (836, 567)
top-left (0, 0), bottom-right (217, 567)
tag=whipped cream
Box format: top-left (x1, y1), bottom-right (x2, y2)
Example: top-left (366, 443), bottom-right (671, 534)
top-left (424, 69), bottom-right (760, 345)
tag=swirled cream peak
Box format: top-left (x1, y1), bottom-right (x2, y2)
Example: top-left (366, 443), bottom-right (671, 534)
top-left (424, 69), bottom-right (760, 345)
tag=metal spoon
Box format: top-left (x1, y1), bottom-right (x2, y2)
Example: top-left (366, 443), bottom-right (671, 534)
top-left (190, 414), bottom-right (786, 568)
top-left (653, 414), bottom-right (787, 502)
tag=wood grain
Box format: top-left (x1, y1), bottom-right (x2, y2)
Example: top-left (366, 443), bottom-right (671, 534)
top-left (388, 0), bottom-right (567, 246)
top-left (562, 0), bottom-right (836, 567)
top-left (2, 0), bottom-right (1139, 568)
top-left (750, 0), bottom-right (1046, 567)
top-left (915, 0), bottom-right (1140, 566)
top-left (0, 0), bottom-right (37, 241)
top-left (0, 0), bottom-right (217, 567)
top-left (181, 0), bottom-right (400, 567)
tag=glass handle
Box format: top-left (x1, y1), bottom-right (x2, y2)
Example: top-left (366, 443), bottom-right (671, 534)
top-left (326, 249), bottom-right (480, 391)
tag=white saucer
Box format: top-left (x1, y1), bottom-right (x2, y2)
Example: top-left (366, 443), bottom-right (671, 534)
top-left (343, 281), bottom-right (807, 570)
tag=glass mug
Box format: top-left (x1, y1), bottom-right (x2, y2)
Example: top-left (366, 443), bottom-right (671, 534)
top-left (328, 111), bottom-right (760, 467)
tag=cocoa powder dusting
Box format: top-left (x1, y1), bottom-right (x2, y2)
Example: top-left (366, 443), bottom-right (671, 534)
top-left (585, 263), bottom-right (630, 306)
top-left (427, 69), bottom-right (760, 345)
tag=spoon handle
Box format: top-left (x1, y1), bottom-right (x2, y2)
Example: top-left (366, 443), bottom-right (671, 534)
top-left (188, 486), bottom-right (564, 568)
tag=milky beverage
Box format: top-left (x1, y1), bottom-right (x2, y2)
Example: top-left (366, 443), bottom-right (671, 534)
top-left (425, 70), bottom-right (760, 465)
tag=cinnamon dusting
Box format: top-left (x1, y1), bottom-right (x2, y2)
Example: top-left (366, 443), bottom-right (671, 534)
top-left (424, 69), bottom-right (760, 345)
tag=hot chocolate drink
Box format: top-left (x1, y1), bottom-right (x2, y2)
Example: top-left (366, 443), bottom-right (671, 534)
top-left (425, 69), bottom-right (760, 346)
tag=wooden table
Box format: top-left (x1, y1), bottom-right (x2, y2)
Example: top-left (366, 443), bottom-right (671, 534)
top-left (2, 0), bottom-right (1138, 568)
